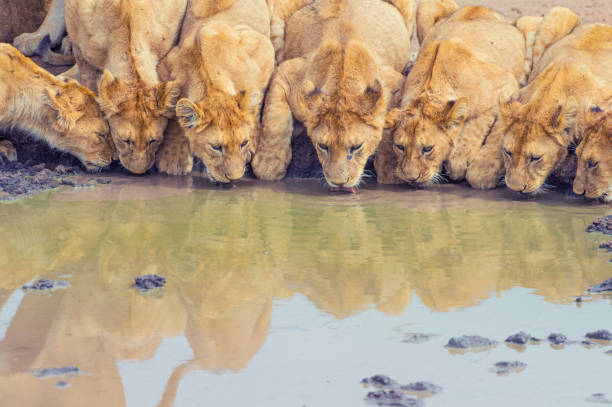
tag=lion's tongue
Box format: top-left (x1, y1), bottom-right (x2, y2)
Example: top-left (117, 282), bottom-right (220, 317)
top-left (330, 187), bottom-right (356, 194)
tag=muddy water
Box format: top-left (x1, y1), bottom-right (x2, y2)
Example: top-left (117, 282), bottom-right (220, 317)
top-left (0, 177), bottom-right (610, 407)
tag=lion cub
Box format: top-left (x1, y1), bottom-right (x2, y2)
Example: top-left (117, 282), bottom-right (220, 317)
top-left (252, 0), bottom-right (415, 190)
top-left (383, 2), bottom-right (525, 186)
top-left (499, 23), bottom-right (612, 195)
top-left (573, 107), bottom-right (612, 202)
top-left (0, 44), bottom-right (113, 170)
top-left (156, 0), bottom-right (274, 182)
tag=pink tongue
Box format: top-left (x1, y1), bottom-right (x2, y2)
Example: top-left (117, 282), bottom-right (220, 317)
top-left (330, 187), bottom-right (356, 194)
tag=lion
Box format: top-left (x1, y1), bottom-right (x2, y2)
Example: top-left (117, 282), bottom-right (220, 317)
top-left (573, 106), bottom-right (612, 202)
top-left (252, 0), bottom-right (415, 190)
top-left (497, 23), bottom-right (612, 195)
top-left (383, 2), bottom-right (525, 186)
top-left (2, 0), bottom-right (52, 46)
top-left (156, 0), bottom-right (275, 182)
top-left (63, 0), bottom-right (184, 174)
top-left (0, 44), bottom-right (113, 170)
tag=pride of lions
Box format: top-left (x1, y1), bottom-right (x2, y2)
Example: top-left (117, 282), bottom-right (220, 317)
top-left (0, 0), bottom-right (610, 201)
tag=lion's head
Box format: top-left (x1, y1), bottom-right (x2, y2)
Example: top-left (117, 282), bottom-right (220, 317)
top-left (499, 97), bottom-right (578, 194)
top-left (44, 79), bottom-right (114, 171)
top-left (574, 106), bottom-right (612, 202)
top-left (97, 70), bottom-right (180, 175)
top-left (297, 42), bottom-right (389, 189)
top-left (176, 89), bottom-right (260, 183)
top-left (386, 93), bottom-right (468, 183)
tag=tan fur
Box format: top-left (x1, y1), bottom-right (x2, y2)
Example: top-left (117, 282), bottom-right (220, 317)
top-left (157, 0), bottom-right (274, 181)
top-left (12, 0), bottom-right (66, 57)
top-left (386, 4), bottom-right (524, 187)
top-left (415, 0), bottom-right (457, 45)
top-left (514, 15), bottom-right (542, 86)
top-left (573, 107), bottom-right (612, 202)
top-left (0, 44), bottom-right (113, 169)
top-left (253, 0), bottom-right (413, 188)
top-left (0, 140), bottom-right (17, 162)
top-left (498, 23), bottom-right (612, 194)
top-left (65, 0), bottom-right (185, 174)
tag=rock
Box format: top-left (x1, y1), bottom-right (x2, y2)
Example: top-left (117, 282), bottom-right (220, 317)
top-left (588, 278), bottom-right (612, 294)
top-left (505, 332), bottom-right (531, 345)
top-left (133, 274), bottom-right (166, 291)
top-left (96, 178), bottom-right (111, 184)
top-left (361, 375), bottom-right (397, 389)
top-left (53, 381), bottom-right (71, 389)
top-left (61, 178), bottom-right (76, 187)
top-left (587, 393), bottom-right (612, 404)
top-left (586, 216), bottom-right (612, 235)
top-left (582, 340), bottom-right (596, 348)
top-left (446, 335), bottom-right (497, 349)
top-left (600, 242), bottom-right (612, 252)
top-left (402, 333), bottom-right (438, 344)
top-left (22, 278), bottom-right (70, 291)
top-left (586, 330), bottom-right (612, 341)
top-left (30, 366), bottom-right (82, 379)
top-left (493, 361), bottom-right (527, 375)
top-left (400, 382), bottom-right (442, 395)
top-left (547, 333), bottom-right (568, 345)
top-left (365, 390), bottom-right (423, 407)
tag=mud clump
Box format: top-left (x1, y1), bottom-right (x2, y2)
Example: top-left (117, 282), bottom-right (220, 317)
top-left (587, 278), bottom-right (612, 294)
top-left (585, 330), bottom-right (612, 341)
top-left (446, 335), bottom-right (497, 349)
top-left (365, 390), bottom-right (423, 407)
top-left (493, 361), bottom-right (527, 375)
top-left (22, 278), bottom-right (70, 291)
top-left (133, 275), bottom-right (166, 291)
top-left (400, 382), bottom-right (442, 395)
top-left (547, 333), bottom-right (568, 345)
top-left (30, 366), bottom-right (83, 379)
top-left (586, 216), bottom-right (612, 235)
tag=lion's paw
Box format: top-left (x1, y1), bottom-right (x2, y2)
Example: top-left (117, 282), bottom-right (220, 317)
top-left (61, 36), bottom-right (73, 55)
top-left (252, 153), bottom-right (288, 181)
top-left (466, 157), bottom-right (504, 190)
top-left (0, 140), bottom-right (17, 163)
top-left (156, 147), bottom-right (193, 176)
top-left (13, 33), bottom-right (47, 56)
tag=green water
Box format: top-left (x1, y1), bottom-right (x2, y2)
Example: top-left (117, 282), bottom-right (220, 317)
top-left (0, 178), bottom-right (610, 406)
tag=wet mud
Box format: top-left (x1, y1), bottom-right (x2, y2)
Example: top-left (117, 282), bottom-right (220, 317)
top-left (493, 361), bottom-right (527, 375)
top-left (22, 278), bottom-right (70, 291)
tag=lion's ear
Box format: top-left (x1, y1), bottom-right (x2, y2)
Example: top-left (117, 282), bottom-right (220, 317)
top-left (354, 79), bottom-right (384, 119)
top-left (297, 80), bottom-right (326, 121)
top-left (154, 81), bottom-right (181, 118)
top-left (43, 88), bottom-right (82, 132)
top-left (176, 99), bottom-right (210, 130)
top-left (385, 108), bottom-right (402, 129)
top-left (582, 101), bottom-right (606, 131)
top-left (97, 70), bottom-right (130, 116)
top-left (498, 95), bottom-right (520, 124)
top-left (237, 89), bottom-right (262, 116)
top-left (551, 97), bottom-right (578, 134)
top-left (445, 98), bottom-right (468, 127)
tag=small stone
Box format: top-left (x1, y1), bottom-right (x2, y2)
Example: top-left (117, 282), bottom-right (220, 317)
top-left (133, 274), bottom-right (166, 291)
top-left (586, 330), bottom-right (612, 341)
top-left (582, 340), bottom-right (596, 348)
top-left (505, 332), bottom-right (531, 345)
top-left (361, 375), bottom-right (397, 389)
top-left (600, 242), bottom-right (612, 252)
top-left (31, 366), bottom-right (82, 379)
top-left (586, 216), bottom-right (612, 235)
top-left (365, 390), bottom-right (423, 407)
top-left (53, 381), bottom-right (71, 389)
top-left (61, 178), bottom-right (76, 187)
top-left (547, 333), bottom-right (568, 345)
top-left (400, 381), bottom-right (442, 395)
top-left (96, 178), bottom-right (111, 184)
top-left (493, 361), bottom-right (527, 375)
top-left (576, 297), bottom-right (583, 303)
top-left (587, 393), bottom-right (612, 404)
top-left (588, 278), bottom-right (612, 294)
top-left (402, 333), bottom-right (437, 344)
top-left (606, 350), bottom-right (612, 357)
top-left (446, 335), bottom-right (496, 349)
top-left (22, 279), bottom-right (70, 291)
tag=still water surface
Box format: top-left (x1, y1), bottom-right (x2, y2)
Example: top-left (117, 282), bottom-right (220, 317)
top-left (0, 176), bottom-right (611, 407)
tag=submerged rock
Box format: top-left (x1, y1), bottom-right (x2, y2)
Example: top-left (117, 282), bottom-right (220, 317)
top-left (586, 330), bottom-right (612, 341)
top-left (365, 390), bottom-right (423, 407)
top-left (493, 361), bottom-right (527, 375)
top-left (402, 333), bottom-right (438, 344)
top-left (587, 393), bottom-right (612, 404)
top-left (505, 332), bottom-right (532, 345)
top-left (446, 335), bottom-right (497, 349)
top-left (547, 333), bottom-right (568, 345)
top-left (361, 375), bottom-right (397, 389)
top-left (22, 278), bottom-right (70, 291)
top-left (30, 366), bottom-right (82, 379)
top-left (53, 381), bottom-right (71, 389)
top-left (133, 274), bottom-right (166, 291)
top-left (588, 278), bottom-right (612, 294)
top-left (400, 382), bottom-right (442, 395)
top-left (586, 216), bottom-right (612, 235)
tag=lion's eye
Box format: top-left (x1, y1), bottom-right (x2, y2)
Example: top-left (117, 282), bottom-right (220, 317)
top-left (148, 139), bottom-right (160, 146)
top-left (395, 144), bottom-right (405, 151)
top-left (350, 144), bottom-right (363, 154)
top-left (504, 149), bottom-right (512, 157)
top-left (530, 155), bottom-right (542, 163)
top-left (240, 140), bottom-right (249, 149)
top-left (422, 145), bottom-right (434, 154)
top-left (122, 139), bottom-right (132, 146)
top-left (318, 143), bottom-right (329, 151)
top-left (588, 160), bottom-right (599, 169)
top-left (97, 133), bottom-right (106, 141)
top-left (211, 144), bottom-right (223, 152)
